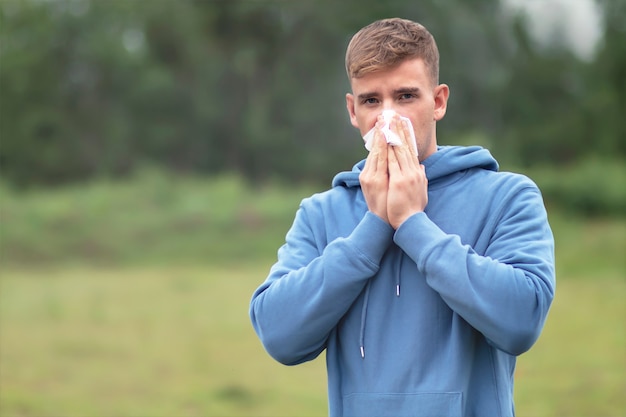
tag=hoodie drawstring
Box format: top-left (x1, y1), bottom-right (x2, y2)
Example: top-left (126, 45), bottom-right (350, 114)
top-left (396, 253), bottom-right (405, 297)
top-left (359, 252), bottom-right (404, 359)
top-left (396, 273), bottom-right (401, 297)
top-left (359, 280), bottom-right (371, 358)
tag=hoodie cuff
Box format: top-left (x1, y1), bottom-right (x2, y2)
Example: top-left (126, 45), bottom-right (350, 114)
top-left (348, 211), bottom-right (394, 264)
top-left (393, 212), bottom-right (446, 269)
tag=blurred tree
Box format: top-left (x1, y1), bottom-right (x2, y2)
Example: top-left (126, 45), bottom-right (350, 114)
top-left (584, 0), bottom-right (626, 157)
top-left (0, 0), bottom-right (622, 187)
top-left (1, 0), bottom-right (146, 185)
top-left (486, 2), bottom-right (625, 167)
top-left (488, 15), bottom-right (590, 165)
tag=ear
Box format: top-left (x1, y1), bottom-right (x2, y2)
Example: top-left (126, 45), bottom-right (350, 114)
top-left (346, 93), bottom-right (359, 129)
top-left (433, 84), bottom-right (450, 121)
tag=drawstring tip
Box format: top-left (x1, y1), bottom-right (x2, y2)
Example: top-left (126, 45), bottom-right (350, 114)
top-left (360, 346), bottom-right (365, 358)
top-left (396, 285), bottom-right (400, 297)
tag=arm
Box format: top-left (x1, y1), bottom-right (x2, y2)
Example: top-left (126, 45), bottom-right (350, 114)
top-left (394, 185), bottom-right (555, 355)
top-left (250, 206), bottom-right (394, 365)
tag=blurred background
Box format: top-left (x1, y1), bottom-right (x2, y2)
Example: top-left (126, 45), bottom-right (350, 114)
top-left (0, 0), bottom-right (624, 416)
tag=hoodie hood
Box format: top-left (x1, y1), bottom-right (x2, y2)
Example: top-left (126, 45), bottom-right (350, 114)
top-left (332, 145), bottom-right (499, 189)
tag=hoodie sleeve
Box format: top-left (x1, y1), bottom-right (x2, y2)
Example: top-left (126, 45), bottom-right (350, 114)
top-left (394, 181), bottom-right (555, 356)
top-left (250, 201), bottom-right (394, 365)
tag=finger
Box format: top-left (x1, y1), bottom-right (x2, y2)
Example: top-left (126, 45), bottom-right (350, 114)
top-left (393, 116), bottom-right (409, 147)
top-left (375, 118), bottom-right (389, 155)
top-left (376, 128), bottom-right (388, 172)
top-left (364, 126), bottom-right (384, 173)
top-left (401, 118), bottom-right (418, 161)
top-left (387, 133), bottom-right (401, 176)
top-left (419, 163), bottom-right (428, 187)
top-left (390, 117), bottom-right (412, 171)
top-left (395, 117), bottom-right (420, 169)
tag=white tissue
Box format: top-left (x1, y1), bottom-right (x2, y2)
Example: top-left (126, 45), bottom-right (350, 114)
top-left (362, 110), bottom-right (418, 156)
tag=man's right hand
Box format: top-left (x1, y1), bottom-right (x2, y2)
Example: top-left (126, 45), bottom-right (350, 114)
top-left (359, 123), bottom-right (389, 224)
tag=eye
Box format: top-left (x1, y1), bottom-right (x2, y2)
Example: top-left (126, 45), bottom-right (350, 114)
top-left (399, 93), bottom-right (416, 101)
top-left (362, 97), bottom-right (379, 105)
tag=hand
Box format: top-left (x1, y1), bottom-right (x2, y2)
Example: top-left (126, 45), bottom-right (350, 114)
top-left (386, 116), bottom-right (428, 229)
top-left (359, 119), bottom-right (389, 223)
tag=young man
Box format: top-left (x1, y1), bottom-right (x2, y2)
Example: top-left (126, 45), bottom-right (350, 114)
top-left (250, 18), bottom-right (555, 417)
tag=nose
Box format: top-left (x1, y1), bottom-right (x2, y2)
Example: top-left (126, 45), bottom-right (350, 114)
top-left (382, 102), bottom-right (396, 112)
top-left (381, 102), bottom-right (405, 120)
top-left (381, 106), bottom-right (404, 122)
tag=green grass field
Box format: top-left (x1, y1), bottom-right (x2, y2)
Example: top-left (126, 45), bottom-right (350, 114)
top-left (1, 264), bottom-right (624, 417)
top-left (0, 265), bottom-right (327, 417)
top-left (1, 173), bottom-right (625, 416)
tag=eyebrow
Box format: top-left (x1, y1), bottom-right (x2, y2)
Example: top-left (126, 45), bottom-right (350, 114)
top-left (393, 87), bottom-right (421, 95)
top-left (357, 91), bottom-right (378, 101)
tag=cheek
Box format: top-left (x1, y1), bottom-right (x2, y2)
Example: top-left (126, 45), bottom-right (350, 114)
top-left (411, 111), bottom-right (434, 132)
top-left (408, 118), bottom-right (433, 144)
top-left (354, 111), bottom-right (378, 135)
top-left (365, 115), bottom-right (379, 132)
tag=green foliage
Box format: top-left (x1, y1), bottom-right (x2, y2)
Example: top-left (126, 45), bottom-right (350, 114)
top-left (1, 165), bottom-right (623, 270)
top-left (517, 158), bottom-right (626, 217)
top-left (1, 0), bottom-right (623, 188)
top-left (0, 168), bottom-right (319, 267)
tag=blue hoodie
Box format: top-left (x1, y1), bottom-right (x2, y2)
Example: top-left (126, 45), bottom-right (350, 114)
top-left (250, 146), bottom-right (555, 417)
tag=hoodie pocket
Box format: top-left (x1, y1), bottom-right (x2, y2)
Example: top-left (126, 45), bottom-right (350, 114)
top-left (342, 392), bottom-right (462, 417)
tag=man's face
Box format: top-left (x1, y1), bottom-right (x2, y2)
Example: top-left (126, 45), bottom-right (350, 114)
top-left (346, 58), bottom-right (449, 161)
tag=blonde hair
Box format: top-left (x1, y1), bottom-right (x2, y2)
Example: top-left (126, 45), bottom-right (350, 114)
top-left (345, 18), bottom-right (440, 85)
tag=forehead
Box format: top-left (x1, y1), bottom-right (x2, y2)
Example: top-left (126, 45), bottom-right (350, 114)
top-left (350, 58), bottom-right (432, 93)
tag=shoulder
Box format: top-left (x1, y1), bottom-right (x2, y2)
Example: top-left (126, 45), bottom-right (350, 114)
top-left (302, 184), bottom-right (361, 210)
top-left (454, 169), bottom-right (546, 223)
top-left (476, 168), bottom-right (541, 195)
